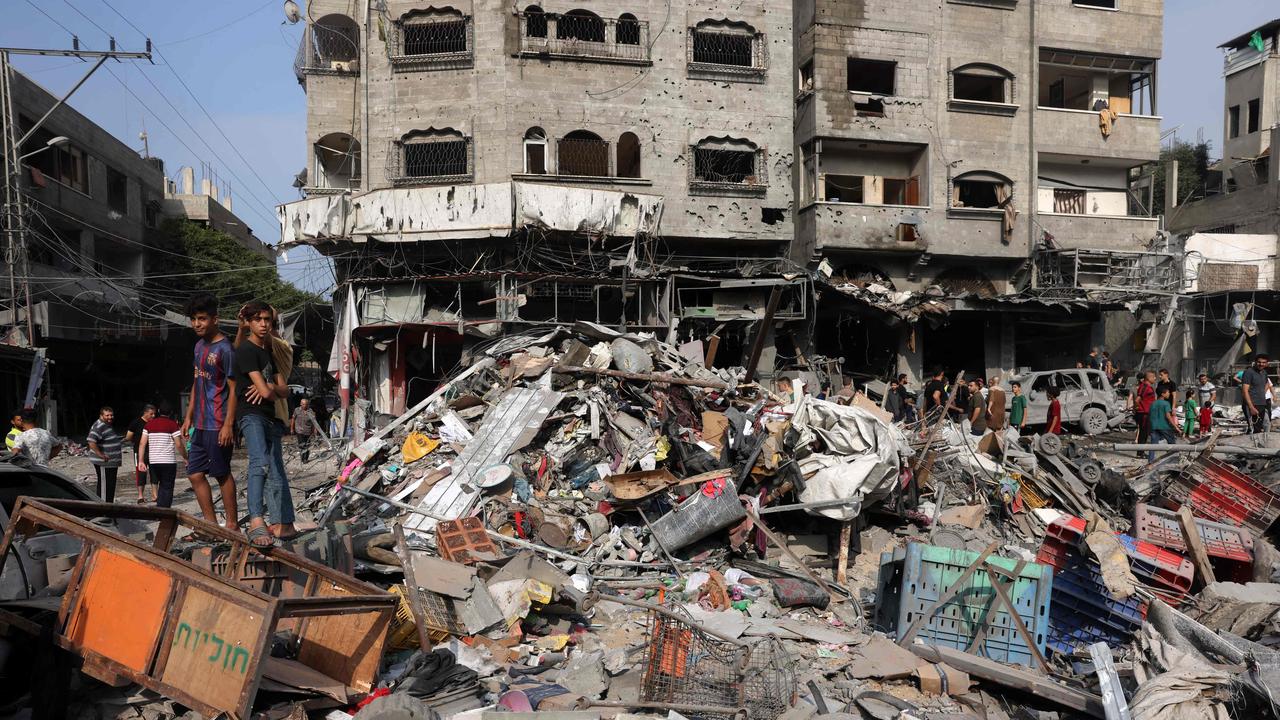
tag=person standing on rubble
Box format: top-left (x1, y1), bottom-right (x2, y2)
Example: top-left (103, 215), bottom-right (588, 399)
top-left (181, 294), bottom-right (240, 532)
top-left (986, 377), bottom-right (1006, 432)
top-left (1198, 373), bottom-right (1216, 434)
top-left (234, 301), bottom-right (298, 547)
top-left (1148, 386), bottom-right (1182, 461)
top-left (1133, 370), bottom-right (1157, 445)
top-left (885, 378), bottom-right (904, 421)
top-left (924, 369), bottom-right (946, 421)
top-left (1156, 369), bottom-right (1177, 401)
top-left (291, 398), bottom-right (316, 463)
top-left (1181, 389), bottom-right (1200, 438)
top-left (950, 374), bottom-right (970, 423)
top-left (967, 379), bottom-right (988, 436)
top-left (1242, 355), bottom-right (1270, 435)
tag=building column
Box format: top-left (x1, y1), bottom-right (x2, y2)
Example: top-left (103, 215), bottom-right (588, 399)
top-left (897, 325), bottom-right (923, 385)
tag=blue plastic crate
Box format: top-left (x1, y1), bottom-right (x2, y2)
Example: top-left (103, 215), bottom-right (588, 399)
top-left (1039, 543), bottom-right (1148, 655)
top-left (875, 543), bottom-right (1052, 668)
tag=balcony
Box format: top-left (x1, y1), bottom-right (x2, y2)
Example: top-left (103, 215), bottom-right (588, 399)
top-left (1034, 212), bottom-right (1160, 251)
top-left (1035, 107), bottom-right (1160, 162)
top-left (517, 12), bottom-right (651, 66)
top-left (294, 16), bottom-right (360, 82)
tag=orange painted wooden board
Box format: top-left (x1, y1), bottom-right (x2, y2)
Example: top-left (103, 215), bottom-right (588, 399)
top-left (296, 581), bottom-right (390, 692)
top-left (65, 547), bottom-right (173, 673)
top-left (159, 585), bottom-right (267, 717)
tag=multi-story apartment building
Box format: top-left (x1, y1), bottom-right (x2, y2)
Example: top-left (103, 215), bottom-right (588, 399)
top-left (280, 1), bottom-right (804, 418)
top-left (794, 0), bottom-right (1167, 379)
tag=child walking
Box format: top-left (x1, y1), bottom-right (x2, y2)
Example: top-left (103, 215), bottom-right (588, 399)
top-left (1182, 389), bottom-right (1199, 438)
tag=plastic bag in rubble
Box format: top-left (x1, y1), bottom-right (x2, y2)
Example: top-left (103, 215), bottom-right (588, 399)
top-left (611, 338), bottom-right (654, 373)
top-left (401, 432), bottom-right (440, 464)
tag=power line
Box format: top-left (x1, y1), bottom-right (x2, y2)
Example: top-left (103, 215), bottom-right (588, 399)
top-left (160, 0), bottom-right (277, 47)
top-left (62, 0), bottom-right (114, 41)
top-left (22, 0), bottom-right (77, 40)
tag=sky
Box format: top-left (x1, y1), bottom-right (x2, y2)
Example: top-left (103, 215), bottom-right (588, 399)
top-left (1, 0), bottom-right (1276, 298)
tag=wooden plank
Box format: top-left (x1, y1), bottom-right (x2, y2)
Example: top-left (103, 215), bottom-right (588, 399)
top-left (1177, 505), bottom-right (1216, 588)
top-left (982, 562), bottom-right (1050, 672)
top-left (743, 285), bottom-right (783, 382)
top-left (295, 582), bottom-right (391, 693)
top-left (159, 585), bottom-right (269, 719)
top-left (836, 522), bottom-right (852, 585)
top-left (64, 547), bottom-right (175, 673)
top-left (908, 644), bottom-right (1105, 717)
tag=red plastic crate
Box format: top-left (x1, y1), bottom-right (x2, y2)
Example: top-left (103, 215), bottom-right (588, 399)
top-left (1133, 504), bottom-right (1254, 562)
top-left (1166, 457), bottom-right (1280, 536)
top-left (1044, 516), bottom-right (1193, 605)
top-left (1046, 515), bottom-right (1087, 543)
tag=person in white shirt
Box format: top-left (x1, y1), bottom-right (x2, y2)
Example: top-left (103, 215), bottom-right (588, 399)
top-left (9, 410), bottom-right (61, 467)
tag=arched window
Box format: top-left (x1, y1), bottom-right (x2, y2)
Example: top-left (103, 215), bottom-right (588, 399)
top-left (691, 20), bottom-right (757, 68)
top-left (950, 63), bottom-right (1014, 104)
top-left (524, 127), bottom-right (547, 175)
top-left (558, 130), bottom-right (609, 176)
top-left (617, 13), bottom-right (641, 45)
top-left (950, 171), bottom-right (1012, 209)
top-left (398, 128), bottom-right (470, 181)
top-left (399, 8), bottom-right (468, 57)
top-left (306, 14), bottom-right (359, 72)
top-left (617, 132), bottom-right (641, 178)
top-left (557, 9), bottom-right (605, 43)
top-left (314, 132), bottom-right (362, 190)
top-left (525, 5), bottom-right (547, 38)
top-left (692, 136), bottom-right (761, 186)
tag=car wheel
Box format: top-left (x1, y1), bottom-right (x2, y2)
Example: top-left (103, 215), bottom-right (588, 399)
top-left (1076, 459), bottom-right (1104, 484)
top-left (1080, 407), bottom-right (1108, 435)
top-left (1036, 432), bottom-right (1062, 456)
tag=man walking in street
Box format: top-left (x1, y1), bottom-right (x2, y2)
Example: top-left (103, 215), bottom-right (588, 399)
top-left (986, 376), bottom-right (1006, 433)
top-left (291, 398), bottom-right (317, 463)
top-left (124, 404), bottom-right (156, 503)
top-left (1009, 381), bottom-right (1027, 434)
top-left (235, 301), bottom-right (297, 547)
top-left (137, 402), bottom-right (186, 509)
top-left (1242, 355), bottom-right (1270, 435)
top-left (87, 406), bottom-right (123, 502)
top-left (181, 293), bottom-right (240, 531)
top-left (1134, 370), bottom-right (1156, 445)
top-left (9, 409), bottom-right (60, 466)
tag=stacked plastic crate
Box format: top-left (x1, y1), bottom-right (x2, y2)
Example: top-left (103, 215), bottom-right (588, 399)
top-left (1164, 456), bottom-right (1280, 537)
top-left (875, 543), bottom-right (1053, 669)
top-left (1131, 503), bottom-right (1255, 583)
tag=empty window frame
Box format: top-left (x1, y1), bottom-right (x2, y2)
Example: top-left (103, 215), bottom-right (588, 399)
top-left (952, 64), bottom-right (1011, 103)
top-left (691, 21), bottom-right (757, 68)
top-left (315, 132), bottom-right (362, 189)
top-left (305, 13), bottom-right (360, 72)
top-left (692, 138), bottom-right (762, 186)
top-left (798, 59), bottom-right (814, 95)
top-left (400, 10), bottom-right (468, 56)
top-left (616, 13), bottom-right (640, 45)
top-left (823, 174), bottom-right (864, 203)
top-left (847, 58), bottom-right (895, 95)
top-left (882, 178), bottom-right (920, 205)
top-left (557, 9), bottom-right (605, 43)
top-left (1038, 49), bottom-right (1155, 114)
top-left (951, 173), bottom-right (1010, 209)
top-left (399, 130), bottom-right (470, 180)
top-left (1073, 0), bottom-right (1116, 7)
top-left (106, 166), bottom-right (128, 215)
top-left (523, 127), bottom-right (547, 174)
top-left (1229, 105), bottom-right (1241, 139)
top-left (558, 130), bottom-right (610, 177)
top-left (617, 132), bottom-right (641, 178)
top-left (1249, 98), bottom-right (1261, 134)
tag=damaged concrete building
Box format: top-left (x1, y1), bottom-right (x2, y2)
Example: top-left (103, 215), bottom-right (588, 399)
top-left (280, 0), bottom-right (801, 422)
top-left (281, 0), bottom-right (1174, 421)
top-left (794, 0), bottom-right (1172, 381)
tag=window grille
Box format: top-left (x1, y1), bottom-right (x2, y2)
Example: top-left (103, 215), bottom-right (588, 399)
top-left (690, 143), bottom-right (767, 194)
top-left (517, 12), bottom-right (651, 64)
top-left (391, 14), bottom-right (473, 69)
top-left (688, 24), bottom-right (766, 79)
top-left (557, 136), bottom-right (611, 177)
top-left (389, 135), bottom-right (473, 185)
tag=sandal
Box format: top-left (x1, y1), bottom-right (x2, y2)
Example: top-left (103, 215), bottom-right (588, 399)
top-left (247, 525), bottom-right (276, 548)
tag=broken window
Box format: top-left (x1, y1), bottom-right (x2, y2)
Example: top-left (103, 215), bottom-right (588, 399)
top-left (106, 166), bottom-right (128, 215)
top-left (400, 10), bottom-right (468, 56)
top-left (523, 127), bottom-right (547, 174)
top-left (854, 98), bottom-right (885, 117)
top-left (314, 132), bottom-right (361, 189)
top-left (823, 174), bottom-right (864, 203)
top-left (1249, 98), bottom-right (1261, 134)
top-left (692, 138), bottom-right (760, 186)
top-left (558, 130), bottom-right (610, 176)
top-left (883, 178), bottom-right (921, 205)
top-left (303, 13), bottom-right (360, 72)
top-left (617, 132), bottom-right (641, 178)
top-left (1038, 49), bottom-right (1156, 115)
top-left (691, 21), bottom-right (756, 68)
top-left (951, 172), bottom-right (1011, 209)
top-left (557, 9), bottom-right (605, 43)
top-left (398, 129), bottom-right (470, 181)
top-left (525, 5), bottom-right (547, 37)
top-left (1053, 188), bottom-right (1086, 214)
top-left (617, 13), bottom-right (640, 45)
top-left (1229, 105), bottom-right (1241, 139)
top-left (798, 59), bottom-right (814, 94)
top-left (847, 58), bottom-right (895, 95)
top-left (952, 64), bottom-right (1011, 104)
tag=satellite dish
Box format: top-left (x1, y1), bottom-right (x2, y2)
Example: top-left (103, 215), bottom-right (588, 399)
top-left (283, 1), bottom-right (302, 24)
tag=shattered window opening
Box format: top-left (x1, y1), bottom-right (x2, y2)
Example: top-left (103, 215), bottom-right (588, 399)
top-left (1248, 98), bottom-right (1261, 134)
top-left (1053, 188), bottom-right (1087, 214)
top-left (314, 132), bottom-right (362, 191)
top-left (823, 174), bottom-right (864, 203)
top-left (557, 10), bottom-right (605, 43)
top-left (952, 66), bottom-right (1011, 104)
top-left (693, 146), bottom-right (757, 185)
top-left (557, 130), bottom-right (611, 177)
top-left (1229, 105), bottom-right (1241, 139)
top-left (847, 58), bottom-right (895, 95)
top-left (951, 173), bottom-right (1011, 210)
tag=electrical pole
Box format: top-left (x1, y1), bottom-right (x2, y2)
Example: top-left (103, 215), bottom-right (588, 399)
top-left (1, 44), bottom-right (151, 347)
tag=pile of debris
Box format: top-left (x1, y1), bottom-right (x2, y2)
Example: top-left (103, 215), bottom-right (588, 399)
top-left (4, 324), bottom-right (1280, 720)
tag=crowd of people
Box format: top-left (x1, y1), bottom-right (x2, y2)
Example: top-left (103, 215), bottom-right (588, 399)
top-left (3, 293), bottom-right (319, 548)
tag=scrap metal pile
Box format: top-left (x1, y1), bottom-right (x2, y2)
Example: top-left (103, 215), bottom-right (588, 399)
top-left (5, 327), bottom-right (1280, 720)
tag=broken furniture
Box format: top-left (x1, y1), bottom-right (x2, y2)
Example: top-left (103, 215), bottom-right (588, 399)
top-left (0, 498), bottom-right (395, 720)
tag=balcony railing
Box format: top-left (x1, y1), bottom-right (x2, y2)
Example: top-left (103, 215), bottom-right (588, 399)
top-left (689, 146), bottom-right (768, 195)
top-left (517, 13), bottom-right (651, 65)
top-left (687, 28), bottom-right (767, 80)
top-left (294, 22), bottom-right (360, 79)
top-left (386, 138), bottom-right (473, 186)
top-left (389, 16), bottom-right (474, 70)
top-left (1037, 248), bottom-right (1180, 294)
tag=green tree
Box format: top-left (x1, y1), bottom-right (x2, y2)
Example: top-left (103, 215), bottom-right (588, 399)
top-left (149, 220), bottom-right (318, 317)
top-left (1153, 140), bottom-right (1211, 212)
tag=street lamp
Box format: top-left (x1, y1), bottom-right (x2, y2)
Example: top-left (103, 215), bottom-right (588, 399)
top-left (17, 136), bottom-right (69, 164)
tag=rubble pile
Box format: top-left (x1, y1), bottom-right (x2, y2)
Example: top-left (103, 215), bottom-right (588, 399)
top-left (4, 330), bottom-right (1280, 720)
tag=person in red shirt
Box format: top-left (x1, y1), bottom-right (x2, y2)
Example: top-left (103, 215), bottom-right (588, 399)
top-left (1133, 370), bottom-right (1156, 444)
top-left (1046, 386), bottom-right (1064, 435)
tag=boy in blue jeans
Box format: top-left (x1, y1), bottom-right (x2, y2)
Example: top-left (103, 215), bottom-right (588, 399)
top-left (234, 301), bottom-right (297, 547)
